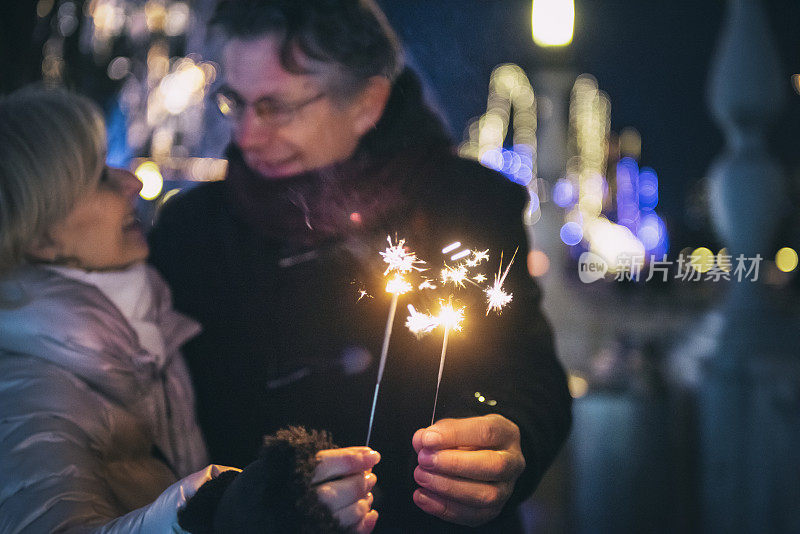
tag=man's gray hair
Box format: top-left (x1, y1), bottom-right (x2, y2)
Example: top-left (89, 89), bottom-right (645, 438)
top-left (211, 0), bottom-right (403, 99)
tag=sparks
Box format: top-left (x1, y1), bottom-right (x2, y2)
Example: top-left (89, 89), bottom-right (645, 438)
top-left (441, 264), bottom-right (470, 288)
top-left (441, 241), bottom-right (461, 254)
top-left (473, 273), bottom-right (487, 283)
top-left (472, 249), bottom-right (490, 264)
top-left (379, 236), bottom-right (425, 275)
top-left (357, 289), bottom-right (373, 301)
top-left (405, 304), bottom-right (439, 338)
top-left (485, 248), bottom-right (518, 315)
top-left (418, 279), bottom-right (437, 290)
top-left (485, 285), bottom-right (513, 315)
top-left (450, 249), bottom-right (472, 261)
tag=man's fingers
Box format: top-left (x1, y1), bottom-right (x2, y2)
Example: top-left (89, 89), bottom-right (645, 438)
top-left (333, 492), bottom-right (374, 528)
top-left (417, 448), bottom-right (524, 482)
top-left (316, 472), bottom-right (377, 512)
top-left (312, 447), bottom-right (380, 484)
top-left (413, 467), bottom-right (510, 509)
top-left (413, 488), bottom-right (501, 527)
top-left (415, 414), bottom-right (519, 451)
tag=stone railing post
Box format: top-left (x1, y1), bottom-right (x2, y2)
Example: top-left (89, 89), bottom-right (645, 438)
top-left (702, 0), bottom-right (799, 531)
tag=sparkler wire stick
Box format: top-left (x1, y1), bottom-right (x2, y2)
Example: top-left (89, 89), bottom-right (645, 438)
top-left (366, 292), bottom-right (399, 447)
top-left (430, 324), bottom-right (450, 426)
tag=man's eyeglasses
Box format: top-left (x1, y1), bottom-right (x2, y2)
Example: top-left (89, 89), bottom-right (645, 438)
top-left (213, 88), bottom-right (327, 126)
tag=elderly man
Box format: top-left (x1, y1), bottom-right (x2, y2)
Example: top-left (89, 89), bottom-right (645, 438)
top-left (148, 0), bottom-right (572, 531)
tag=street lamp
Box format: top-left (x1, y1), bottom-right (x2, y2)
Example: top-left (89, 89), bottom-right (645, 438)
top-left (531, 0), bottom-right (575, 47)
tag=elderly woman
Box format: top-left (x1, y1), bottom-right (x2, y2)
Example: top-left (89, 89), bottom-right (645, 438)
top-left (0, 88), bottom-right (379, 533)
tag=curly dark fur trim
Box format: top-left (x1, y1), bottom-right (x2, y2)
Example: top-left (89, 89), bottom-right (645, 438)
top-left (179, 426), bottom-right (348, 533)
top-left (257, 426), bottom-right (344, 533)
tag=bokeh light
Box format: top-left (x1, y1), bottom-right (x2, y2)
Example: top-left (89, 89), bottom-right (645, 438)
top-left (134, 160), bottom-right (164, 200)
top-left (560, 221), bottom-right (584, 246)
top-left (638, 167), bottom-right (659, 210)
top-left (528, 249), bottom-right (550, 277)
top-left (775, 247), bottom-right (798, 273)
top-left (690, 247), bottom-right (715, 273)
top-left (717, 248), bottom-right (732, 272)
top-left (553, 178), bottom-right (576, 208)
top-left (568, 373), bottom-right (589, 398)
top-left (619, 127), bottom-right (642, 159)
top-left (531, 0), bottom-right (575, 47)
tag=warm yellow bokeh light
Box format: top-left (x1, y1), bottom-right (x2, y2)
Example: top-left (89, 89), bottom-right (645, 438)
top-left (134, 161), bottom-right (164, 200)
top-left (717, 247), bottom-right (731, 272)
top-left (568, 374), bottom-right (589, 399)
top-left (532, 0), bottom-right (575, 47)
top-left (775, 247), bottom-right (798, 273)
top-left (690, 247), bottom-right (715, 273)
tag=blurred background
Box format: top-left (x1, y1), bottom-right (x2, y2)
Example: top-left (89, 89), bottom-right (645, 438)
top-left (2, 0), bottom-right (798, 531)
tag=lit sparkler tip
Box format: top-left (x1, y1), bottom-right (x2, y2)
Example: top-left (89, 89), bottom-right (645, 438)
top-left (437, 299), bottom-right (466, 332)
top-left (386, 274), bottom-right (413, 295)
top-left (380, 236), bottom-right (426, 275)
top-left (485, 285), bottom-right (513, 315)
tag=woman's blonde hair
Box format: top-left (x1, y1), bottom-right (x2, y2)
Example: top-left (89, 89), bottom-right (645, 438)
top-left (0, 87), bottom-right (107, 277)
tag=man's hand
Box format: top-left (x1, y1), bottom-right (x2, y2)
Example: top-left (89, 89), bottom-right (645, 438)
top-left (411, 414), bottom-right (526, 527)
top-left (312, 447), bottom-right (381, 533)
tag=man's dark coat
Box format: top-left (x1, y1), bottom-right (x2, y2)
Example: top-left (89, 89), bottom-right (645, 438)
top-left (149, 70), bottom-right (571, 533)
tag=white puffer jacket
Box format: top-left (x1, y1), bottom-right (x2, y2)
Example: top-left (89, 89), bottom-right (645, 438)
top-left (0, 266), bottom-right (230, 533)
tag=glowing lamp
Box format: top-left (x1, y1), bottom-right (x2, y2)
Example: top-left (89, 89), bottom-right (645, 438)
top-left (532, 0), bottom-right (575, 47)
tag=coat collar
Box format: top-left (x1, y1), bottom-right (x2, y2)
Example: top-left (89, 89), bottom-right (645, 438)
top-left (0, 265), bottom-right (200, 405)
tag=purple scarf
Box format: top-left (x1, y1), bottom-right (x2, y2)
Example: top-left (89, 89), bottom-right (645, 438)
top-left (223, 145), bottom-right (435, 248)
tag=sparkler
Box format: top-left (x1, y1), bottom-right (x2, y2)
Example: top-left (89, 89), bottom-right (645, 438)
top-left (366, 237), bottom-right (424, 446)
top-left (430, 299), bottom-right (465, 425)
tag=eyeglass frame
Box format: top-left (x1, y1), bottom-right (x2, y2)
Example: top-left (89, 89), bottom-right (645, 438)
top-left (213, 86), bottom-right (328, 127)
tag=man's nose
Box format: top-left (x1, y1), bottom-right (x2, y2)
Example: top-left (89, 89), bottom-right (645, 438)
top-left (107, 167), bottom-right (143, 202)
top-left (234, 107), bottom-right (273, 150)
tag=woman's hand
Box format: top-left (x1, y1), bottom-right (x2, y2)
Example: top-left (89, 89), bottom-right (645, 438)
top-left (311, 447), bottom-right (380, 533)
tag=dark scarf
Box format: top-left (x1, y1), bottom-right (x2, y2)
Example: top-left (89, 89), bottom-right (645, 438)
top-left (223, 69), bottom-right (452, 249)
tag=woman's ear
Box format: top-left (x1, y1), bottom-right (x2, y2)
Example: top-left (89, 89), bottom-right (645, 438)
top-left (25, 233), bottom-right (60, 263)
top-left (350, 76), bottom-right (392, 137)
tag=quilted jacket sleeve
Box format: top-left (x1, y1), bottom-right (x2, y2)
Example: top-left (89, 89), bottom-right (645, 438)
top-left (0, 355), bottom-right (233, 534)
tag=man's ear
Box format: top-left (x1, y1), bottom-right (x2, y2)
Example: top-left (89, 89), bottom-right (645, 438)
top-left (351, 76), bottom-right (392, 137)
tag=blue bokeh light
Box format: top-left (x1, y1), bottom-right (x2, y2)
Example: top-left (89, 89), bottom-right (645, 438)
top-left (553, 179), bottom-right (576, 208)
top-left (638, 167), bottom-right (659, 210)
top-left (560, 221), bottom-right (584, 246)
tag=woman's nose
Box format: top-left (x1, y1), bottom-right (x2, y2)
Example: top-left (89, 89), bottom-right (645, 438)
top-left (107, 167), bottom-right (143, 202)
